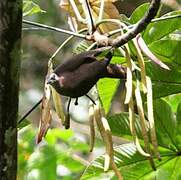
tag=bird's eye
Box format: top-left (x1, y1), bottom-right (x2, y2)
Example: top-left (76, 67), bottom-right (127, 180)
top-left (51, 74), bottom-right (55, 80)
top-left (47, 73), bottom-right (58, 84)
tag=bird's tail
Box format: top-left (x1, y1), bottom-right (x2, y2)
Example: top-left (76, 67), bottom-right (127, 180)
top-left (100, 64), bottom-right (126, 79)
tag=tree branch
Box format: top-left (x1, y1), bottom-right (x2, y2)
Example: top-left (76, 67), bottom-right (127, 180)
top-left (111, 0), bottom-right (161, 47)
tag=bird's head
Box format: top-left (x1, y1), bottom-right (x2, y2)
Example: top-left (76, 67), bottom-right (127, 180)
top-left (47, 73), bottom-right (60, 84)
top-left (47, 72), bottom-right (65, 88)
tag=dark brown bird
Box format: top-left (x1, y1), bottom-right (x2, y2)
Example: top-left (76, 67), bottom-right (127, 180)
top-left (47, 49), bottom-right (126, 98)
top-left (47, 49), bottom-right (126, 128)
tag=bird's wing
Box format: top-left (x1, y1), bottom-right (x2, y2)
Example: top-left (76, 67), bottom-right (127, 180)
top-left (54, 51), bottom-right (99, 74)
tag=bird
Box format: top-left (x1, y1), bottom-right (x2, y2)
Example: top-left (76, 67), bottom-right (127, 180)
top-left (47, 49), bottom-right (126, 128)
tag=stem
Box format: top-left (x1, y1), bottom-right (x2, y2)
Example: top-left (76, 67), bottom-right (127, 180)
top-left (99, 14), bottom-right (181, 37)
top-left (23, 20), bottom-right (86, 38)
top-left (98, 0), bottom-right (105, 21)
top-left (50, 28), bottom-right (87, 62)
top-left (68, 0), bottom-right (85, 23)
top-left (82, 0), bottom-right (95, 33)
top-left (18, 98), bottom-right (42, 125)
top-left (151, 14), bottom-right (181, 22)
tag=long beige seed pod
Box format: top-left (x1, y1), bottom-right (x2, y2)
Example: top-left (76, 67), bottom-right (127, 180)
top-left (51, 87), bottom-right (65, 125)
top-left (133, 38), bottom-right (147, 93)
top-left (89, 104), bottom-right (95, 152)
top-left (129, 96), bottom-right (150, 157)
top-left (124, 46), bottom-right (133, 104)
top-left (135, 80), bottom-right (156, 170)
top-left (94, 104), bottom-right (123, 179)
top-left (146, 76), bottom-right (161, 160)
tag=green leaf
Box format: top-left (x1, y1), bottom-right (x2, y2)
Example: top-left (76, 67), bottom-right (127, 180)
top-left (45, 128), bottom-right (74, 145)
top-left (107, 112), bottom-right (142, 139)
top-left (149, 36), bottom-right (181, 65)
top-left (164, 94), bottom-right (181, 113)
top-left (177, 101), bottom-right (181, 125)
top-left (57, 152), bottom-right (85, 172)
top-left (97, 78), bottom-right (120, 114)
top-left (81, 143), bottom-right (180, 180)
top-left (27, 146), bottom-right (57, 179)
top-left (176, 101), bottom-right (181, 149)
top-left (23, 0), bottom-right (45, 17)
top-left (143, 11), bottom-right (181, 44)
top-left (153, 99), bottom-right (178, 150)
top-left (146, 62), bottom-right (181, 98)
top-left (111, 50), bottom-right (126, 64)
top-left (130, 3), bottom-right (150, 24)
top-left (152, 156), bottom-right (181, 180)
top-left (107, 99), bottom-right (179, 151)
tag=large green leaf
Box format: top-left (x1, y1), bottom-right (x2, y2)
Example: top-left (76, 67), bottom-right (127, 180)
top-left (97, 78), bottom-right (120, 114)
top-left (143, 11), bottom-right (181, 44)
top-left (176, 101), bottom-right (181, 150)
top-left (149, 37), bottom-right (181, 65)
top-left (143, 17), bottom-right (181, 98)
top-left (130, 3), bottom-right (150, 24)
top-left (164, 94), bottom-right (181, 113)
top-left (81, 143), bottom-right (180, 180)
top-left (145, 35), bottom-right (181, 98)
top-left (153, 99), bottom-right (178, 150)
top-left (107, 99), bottom-right (180, 151)
top-left (146, 62), bottom-right (181, 98)
top-left (107, 112), bottom-right (142, 139)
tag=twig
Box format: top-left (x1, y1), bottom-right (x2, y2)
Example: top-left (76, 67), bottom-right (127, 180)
top-left (99, 14), bottom-right (181, 37)
top-left (22, 27), bottom-right (47, 31)
top-left (23, 20), bottom-right (86, 38)
top-left (18, 98), bottom-right (42, 124)
top-left (151, 14), bottom-right (181, 22)
top-left (98, 0), bottom-right (105, 22)
top-left (83, 0), bottom-right (96, 33)
top-left (68, 0), bottom-right (86, 23)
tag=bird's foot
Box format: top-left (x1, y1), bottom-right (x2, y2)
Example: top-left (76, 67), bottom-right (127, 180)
top-left (74, 98), bottom-right (78, 105)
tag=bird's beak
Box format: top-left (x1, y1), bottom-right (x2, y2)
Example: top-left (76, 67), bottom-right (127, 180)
top-left (46, 78), bottom-right (52, 84)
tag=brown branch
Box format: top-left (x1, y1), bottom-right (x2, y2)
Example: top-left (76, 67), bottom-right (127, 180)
top-left (111, 0), bottom-right (161, 47)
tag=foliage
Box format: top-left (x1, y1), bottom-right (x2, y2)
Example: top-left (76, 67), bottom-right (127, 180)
top-left (18, 127), bottom-right (89, 179)
top-left (23, 0), bottom-right (45, 17)
top-left (20, 1), bottom-right (181, 180)
top-left (82, 99), bottom-right (181, 180)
